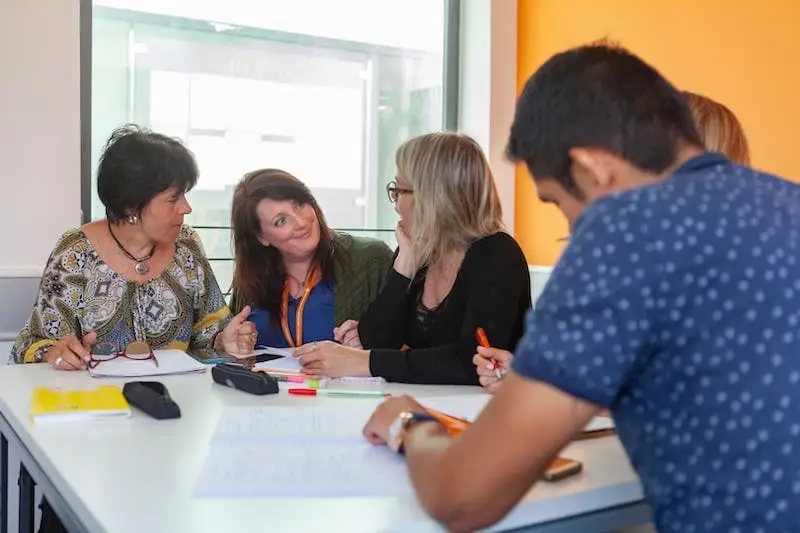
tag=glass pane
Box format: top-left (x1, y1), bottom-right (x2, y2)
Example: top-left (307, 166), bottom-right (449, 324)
top-left (90, 1), bottom-right (446, 279)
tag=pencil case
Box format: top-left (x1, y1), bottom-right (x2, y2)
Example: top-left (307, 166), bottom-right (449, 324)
top-left (212, 363), bottom-right (279, 395)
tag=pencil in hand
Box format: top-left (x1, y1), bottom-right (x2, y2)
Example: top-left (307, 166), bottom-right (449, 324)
top-left (476, 327), bottom-right (502, 379)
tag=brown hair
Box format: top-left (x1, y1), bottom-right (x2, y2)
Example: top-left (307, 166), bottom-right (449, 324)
top-left (682, 91), bottom-right (750, 164)
top-left (231, 169), bottom-right (342, 325)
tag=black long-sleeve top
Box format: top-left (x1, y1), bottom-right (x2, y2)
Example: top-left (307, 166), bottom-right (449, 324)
top-left (358, 232), bottom-right (532, 385)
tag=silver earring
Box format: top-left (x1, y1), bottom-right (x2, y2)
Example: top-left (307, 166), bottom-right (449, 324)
top-left (126, 214), bottom-right (139, 225)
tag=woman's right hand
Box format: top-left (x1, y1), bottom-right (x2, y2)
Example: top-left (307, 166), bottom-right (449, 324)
top-left (393, 221), bottom-right (415, 278)
top-left (473, 346), bottom-right (513, 394)
top-left (44, 332), bottom-right (96, 370)
top-left (334, 320), bottom-right (362, 348)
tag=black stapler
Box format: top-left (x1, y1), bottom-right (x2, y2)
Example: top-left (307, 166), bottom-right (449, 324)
top-left (211, 363), bottom-right (279, 396)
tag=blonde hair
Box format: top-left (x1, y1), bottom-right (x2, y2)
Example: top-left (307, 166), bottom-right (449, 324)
top-left (396, 132), bottom-right (504, 270)
top-left (682, 91), bottom-right (750, 164)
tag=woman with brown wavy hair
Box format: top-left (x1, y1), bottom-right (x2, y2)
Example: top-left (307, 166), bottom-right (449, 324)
top-left (229, 169), bottom-right (393, 349)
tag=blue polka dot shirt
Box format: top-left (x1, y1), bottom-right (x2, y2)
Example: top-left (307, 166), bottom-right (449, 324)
top-left (513, 153), bottom-right (800, 532)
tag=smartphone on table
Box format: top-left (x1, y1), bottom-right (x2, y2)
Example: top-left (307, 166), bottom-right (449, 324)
top-left (187, 348), bottom-right (237, 365)
top-left (230, 353), bottom-right (284, 367)
top-left (542, 456), bottom-right (583, 481)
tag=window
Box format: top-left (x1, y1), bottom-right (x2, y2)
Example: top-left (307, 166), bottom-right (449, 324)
top-left (86, 0), bottom-right (459, 292)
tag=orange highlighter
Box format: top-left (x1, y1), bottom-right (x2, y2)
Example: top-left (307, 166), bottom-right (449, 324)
top-left (476, 327), bottom-right (502, 379)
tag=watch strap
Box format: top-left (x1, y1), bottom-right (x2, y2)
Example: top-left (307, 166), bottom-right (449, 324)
top-left (397, 412), bottom-right (440, 456)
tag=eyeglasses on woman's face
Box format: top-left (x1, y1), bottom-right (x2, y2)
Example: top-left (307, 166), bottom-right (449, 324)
top-left (386, 179), bottom-right (414, 204)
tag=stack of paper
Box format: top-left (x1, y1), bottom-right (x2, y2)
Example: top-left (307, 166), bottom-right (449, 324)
top-left (195, 403), bottom-right (413, 498)
top-left (88, 349), bottom-right (206, 378)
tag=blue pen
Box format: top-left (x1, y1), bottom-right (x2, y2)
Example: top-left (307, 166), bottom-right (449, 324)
top-left (201, 357), bottom-right (229, 365)
top-left (189, 349), bottom-right (235, 365)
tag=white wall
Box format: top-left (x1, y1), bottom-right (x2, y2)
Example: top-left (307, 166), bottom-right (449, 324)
top-left (458, 0), bottom-right (517, 233)
top-left (0, 0), bottom-right (82, 340)
top-left (0, 0), bottom-right (82, 277)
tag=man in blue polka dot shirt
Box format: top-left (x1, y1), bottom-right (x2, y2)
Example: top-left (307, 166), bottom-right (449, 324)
top-left (362, 41), bottom-right (800, 532)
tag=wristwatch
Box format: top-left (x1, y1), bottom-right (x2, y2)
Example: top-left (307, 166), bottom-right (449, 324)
top-left (387, 411), bottom-right (440, 455)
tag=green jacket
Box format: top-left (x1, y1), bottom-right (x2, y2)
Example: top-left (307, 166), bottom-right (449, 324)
top-left (229, 232), bottom-right (394, 326)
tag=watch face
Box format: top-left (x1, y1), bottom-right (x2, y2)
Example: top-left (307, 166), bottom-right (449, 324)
top-left (387, 411), bottom-right (412, 453)
top-left (399, 411), bottom-right (415, 428)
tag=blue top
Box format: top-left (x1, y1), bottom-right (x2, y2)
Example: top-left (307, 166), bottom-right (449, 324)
top-left (248, 280), bottom-right (335, 348)
top-left (514, 153), bottom-right (800, 532)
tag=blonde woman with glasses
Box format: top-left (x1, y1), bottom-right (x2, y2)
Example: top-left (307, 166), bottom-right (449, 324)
top-left (291, 132), bottom-right (532, 384)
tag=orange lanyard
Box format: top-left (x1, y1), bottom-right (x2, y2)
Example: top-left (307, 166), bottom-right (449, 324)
top-left (280, 266), bottom-right (319, 347)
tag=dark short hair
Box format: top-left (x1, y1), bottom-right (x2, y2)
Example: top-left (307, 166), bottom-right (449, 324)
top-left (97, 124), bottom-right (198, 222)
top-left (231, 169), bottom-right (343, 325)
top-left (506, 41), bottom-right (702, 197)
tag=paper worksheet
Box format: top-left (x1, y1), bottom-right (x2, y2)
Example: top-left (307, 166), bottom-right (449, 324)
top-left (195, 403), bottom-right (413, 498)
top-left (209, 403), bottom-right (381, 444)
top-left (195, 442), bottom-right (412, 498)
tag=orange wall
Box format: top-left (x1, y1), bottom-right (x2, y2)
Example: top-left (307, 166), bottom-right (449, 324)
top-left (514, 0), bottom-right (800, 265)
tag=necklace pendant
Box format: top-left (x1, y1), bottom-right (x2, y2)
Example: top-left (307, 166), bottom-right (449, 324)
top-left (134, 261), bottom-right (150, 275)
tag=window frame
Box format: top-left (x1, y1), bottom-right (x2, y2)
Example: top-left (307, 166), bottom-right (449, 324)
top-left (79, 0), bottom-right (461, 225)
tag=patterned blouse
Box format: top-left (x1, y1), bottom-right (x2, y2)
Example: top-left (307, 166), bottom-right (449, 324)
top-left (10, 226), bottom-right (232, 364)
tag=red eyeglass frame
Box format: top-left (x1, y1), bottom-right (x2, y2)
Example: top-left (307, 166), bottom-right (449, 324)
top-left (88, 340), bottom-right (159, 369)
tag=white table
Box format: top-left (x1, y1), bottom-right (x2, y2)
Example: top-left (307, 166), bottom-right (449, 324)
top-left (0, 363), bottom-right (649, 533)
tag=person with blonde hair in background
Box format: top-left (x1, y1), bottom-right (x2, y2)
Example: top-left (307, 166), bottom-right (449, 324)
top-left (682, 90), bottom-right (750, 164)
top-left (292, 132), bottom-right (532, 384)
top-left (474, 90), bottom-right (753, 395)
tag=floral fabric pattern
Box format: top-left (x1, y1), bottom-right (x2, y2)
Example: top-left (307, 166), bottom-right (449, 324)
top-left (10, 226), bottom-right (231, 363)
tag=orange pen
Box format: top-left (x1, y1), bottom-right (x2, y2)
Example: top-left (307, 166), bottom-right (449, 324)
top-left (424, 407), bottom-right (470, 436)
top-left (476, 327), bottom-right (502, 379)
